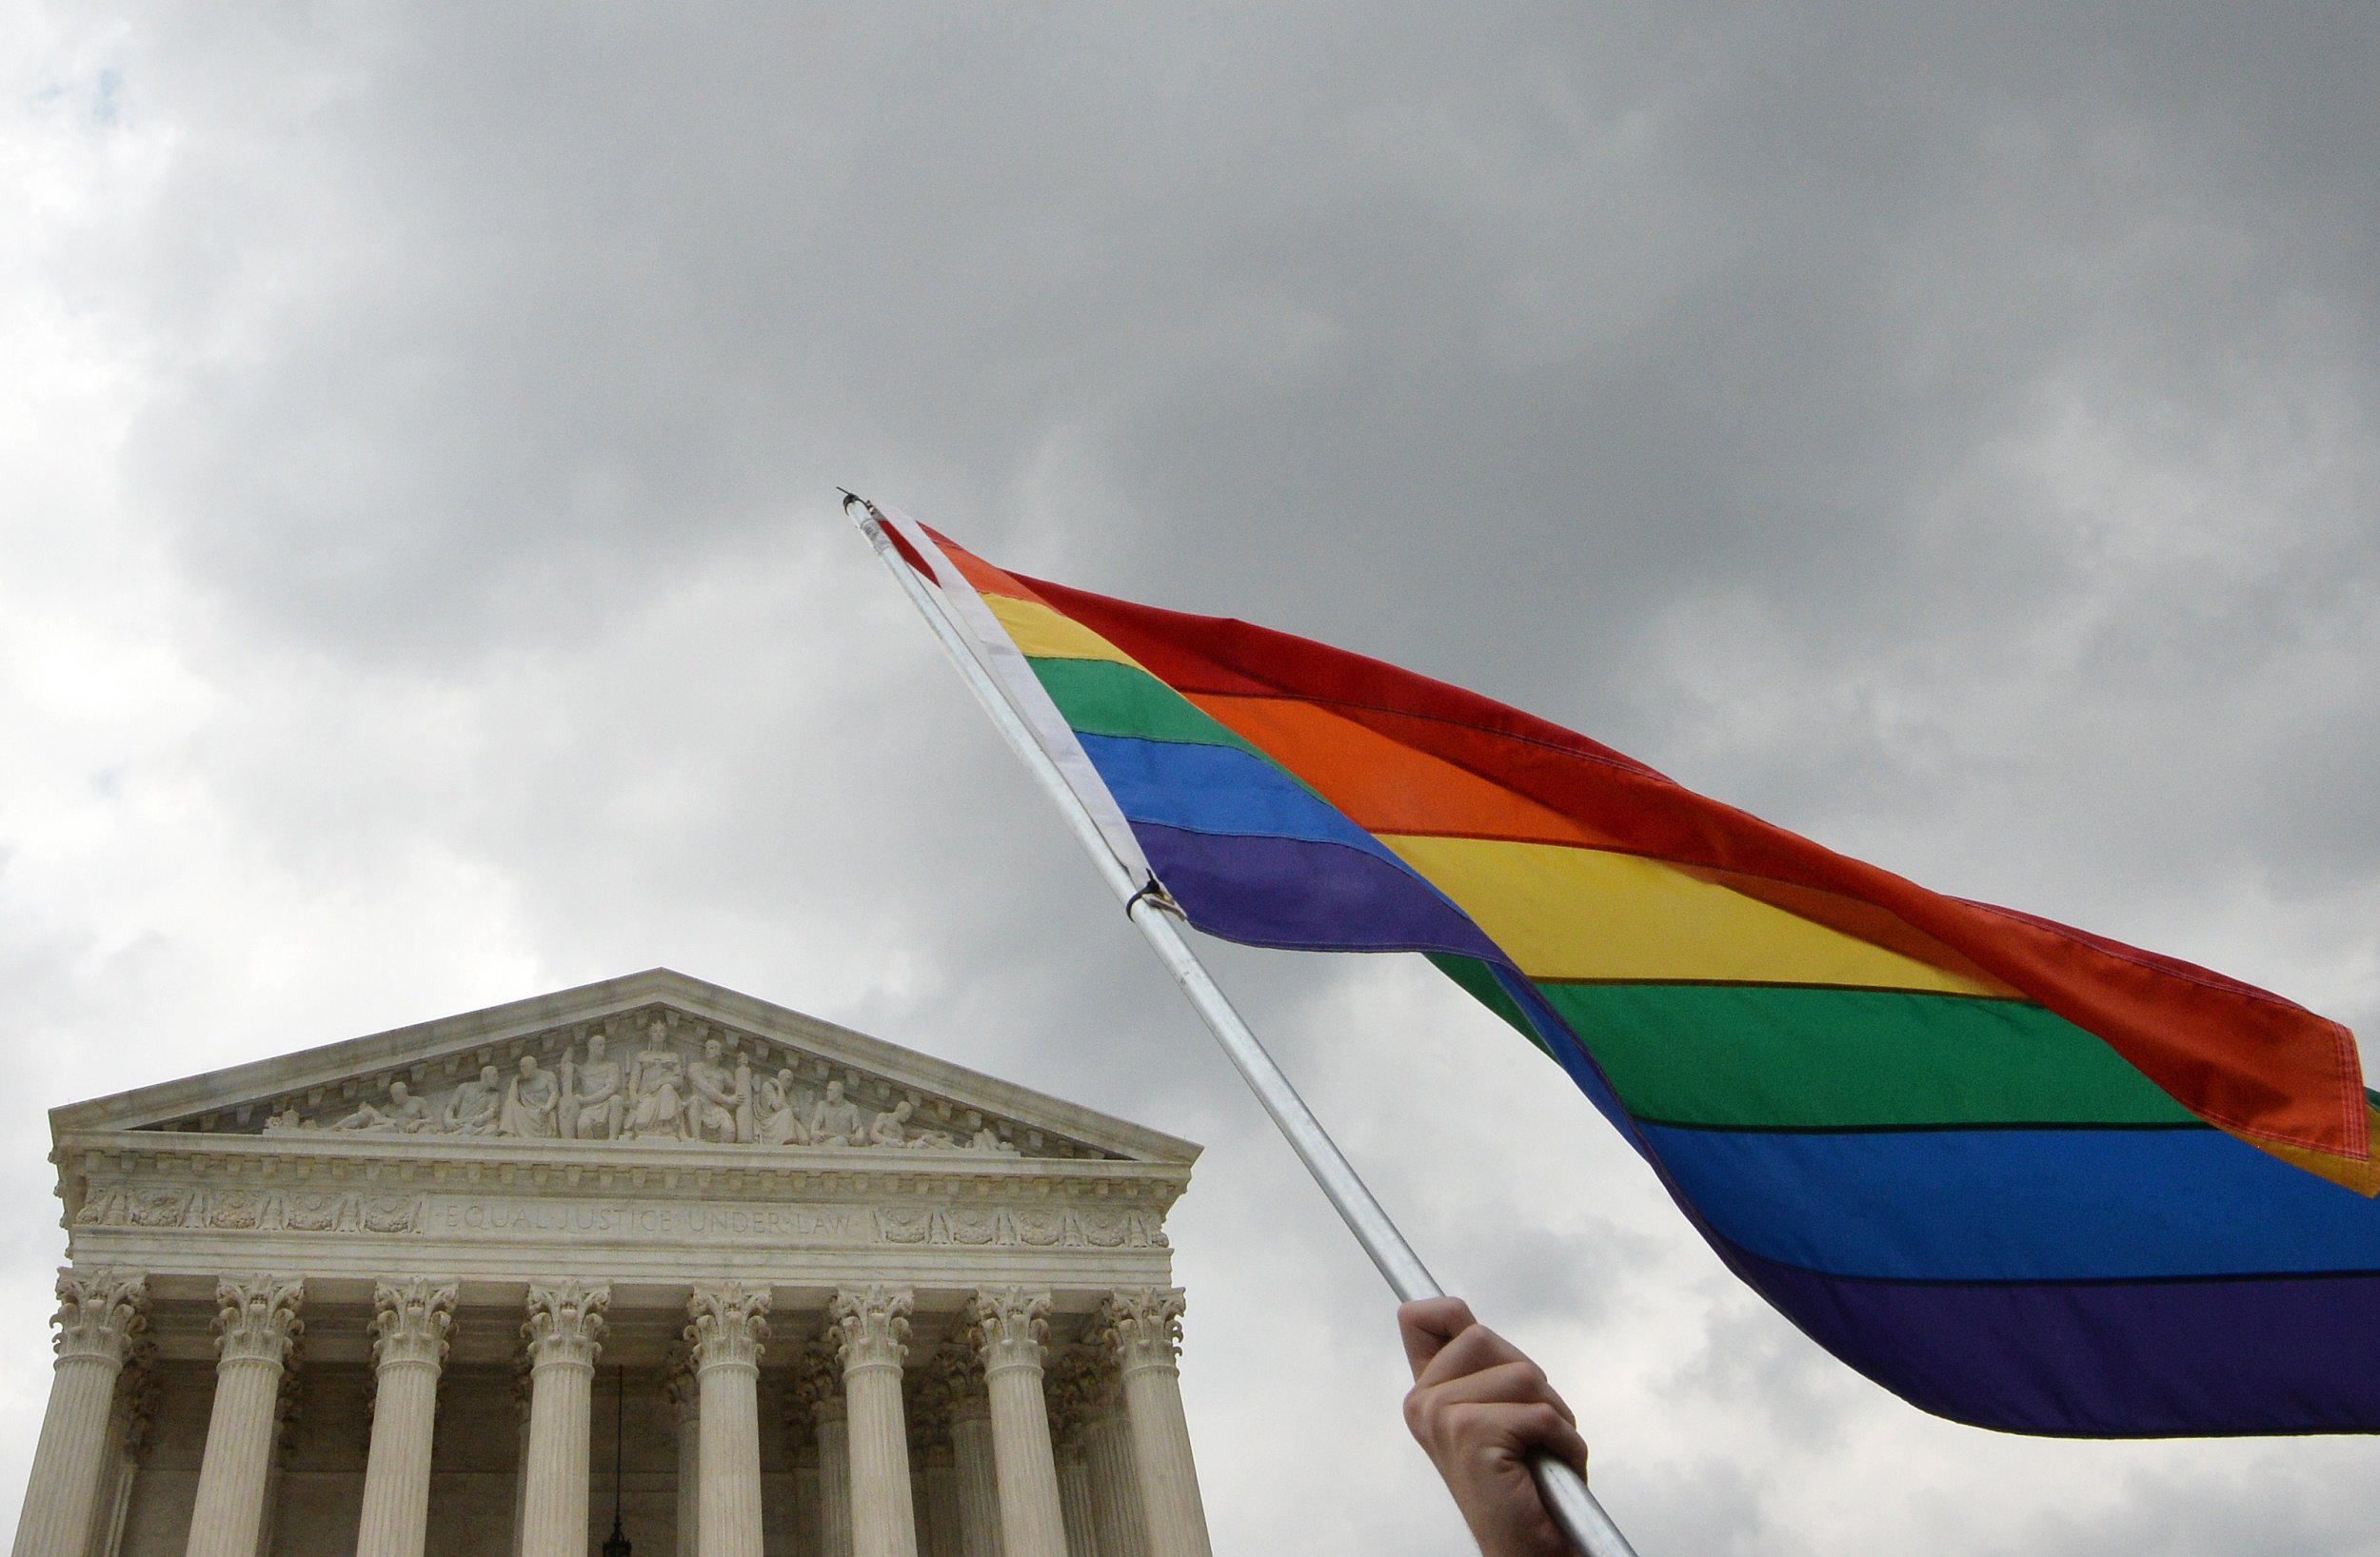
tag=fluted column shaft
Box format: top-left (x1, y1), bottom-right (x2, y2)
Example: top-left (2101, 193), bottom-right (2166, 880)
top-left (817, 1402), bottom-right (853, 1557)
top-left (669, 1358), bottom-right (701, 1557)
top-left (921, 1447), bottom-right (962, 1557)
top-left (355, 1280), bottom-right (456, 1557)
top-left (829, 1288), bottom-right (918, 1557)
top-left (520, 1280), bottom-right (609, 1557)
top-left (89, 1350), bottom-right (160, 1557)
top-left (82, 1399), bottom-right (131, 1557)
top-left (1056, 1450), bottom-right (1098, 1557)
top-left (968, 1290), bottom-right (1064, 1557)
top-left (947, 1399), bottom-right (1000, 1557)
top-left (689, 1282), bottom-right (770, 1557)
top-left (508, 1367), bottom-right (533, 1557)
top-left (792, 1451), bottom-right (822, 1557)
top-left (1081, 1417), bottom-right (1145, 1557)
top-left (1098, 1293), bottom-right (1208, 1557)
top-left (185, 1276), bottom-right (303, 1557)
top-left (11, 1271), bottom-right (148, 1557)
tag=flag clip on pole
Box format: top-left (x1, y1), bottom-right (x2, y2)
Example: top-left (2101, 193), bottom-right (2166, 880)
top-left (845, 494), bottom-right (1640, 1557)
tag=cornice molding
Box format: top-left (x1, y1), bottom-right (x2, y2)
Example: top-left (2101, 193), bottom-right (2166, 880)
top-left (50, 970), bottom-right (1200, 1168)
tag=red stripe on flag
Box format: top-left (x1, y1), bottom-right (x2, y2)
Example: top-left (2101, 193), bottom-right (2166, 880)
top-left (1018, 570), bottom-right (2370, 1166)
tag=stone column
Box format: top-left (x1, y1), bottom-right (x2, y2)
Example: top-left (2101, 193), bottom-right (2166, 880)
top-left (10, 1271), bottom-right (149, 1557)
top-left (919, 1447), bottom-right (962, 1557)
top-left (254, 1365), bottom-right (302, 1557)
top-left (355, 1280), bottom-right (457, 1557)
top-left (508, 1362), bottom-right (533, 1557)
top-left (1056, 1449), bottom-right (1098, 1557)
top-left (666, 1347), bottom-right (701, 1557)
top-left (1042, 1352), bottom-right (1103, 1557)
top-left (946, 1383), bottom-right (1000, 1557)
top-left (519, 1280), bottom-right (610, 1557)
top-left (688, 1281), bottom-right (771, 1557)
top-left (790, 1446), bottom-right (822, 1557)
top-left (788, 1347), bottom-right (848, 1557)
top-left (965, 1290), bottom-right (1063, 1557)
top-left (902, 1363), bottom-right (955, 1557)
top-left (1095, 1293), bottom-right (1208, 1557)
top-left (85, 1344), bottom-right (159, 1557)
top-left (1081, 1411), bottom-right (1145, 1557)
top-left (827, 1287), bottom-right (918, 1557)
top-left (184, 1276), bottom-right (304, 1557)
top-left (817, 1400), bottom-right (853, 1557)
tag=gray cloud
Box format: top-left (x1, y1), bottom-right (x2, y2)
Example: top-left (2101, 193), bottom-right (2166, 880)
top-left (5, 0), bottom-right (2377, 1550)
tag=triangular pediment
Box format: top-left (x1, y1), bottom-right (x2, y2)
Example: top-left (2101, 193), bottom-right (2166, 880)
top-left (50, 969), bottom-right (1197, 1167)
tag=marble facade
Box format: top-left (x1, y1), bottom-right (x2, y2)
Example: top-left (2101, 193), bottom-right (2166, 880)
top-left (15, 970), bottom-right (1212, 1557)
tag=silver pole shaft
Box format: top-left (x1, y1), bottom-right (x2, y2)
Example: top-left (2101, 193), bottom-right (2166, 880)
top-left (847, 495), bottom-right (1638, 1557)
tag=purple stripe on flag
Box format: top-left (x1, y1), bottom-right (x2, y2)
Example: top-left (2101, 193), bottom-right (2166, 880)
top-left (1728, 1242), bottom-right (2380, 1436)
top-left (1130, 822), bottom-right (1504, 961)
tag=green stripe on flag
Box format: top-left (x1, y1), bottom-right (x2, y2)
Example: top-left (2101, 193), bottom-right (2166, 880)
top-left (1536, 982), bottom-right (2201, 1130)
top-left (1028, 656), bottom-right (1260, 754)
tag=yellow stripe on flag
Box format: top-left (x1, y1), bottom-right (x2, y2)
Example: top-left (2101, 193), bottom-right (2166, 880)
top-left (1380, 834), bottom-right (2004, 995)
top-left (985, 596), bottom-right (1142, 667)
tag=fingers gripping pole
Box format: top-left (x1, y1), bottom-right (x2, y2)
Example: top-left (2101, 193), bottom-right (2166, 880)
top-left (846, 494), bottom-right (1638, 1557)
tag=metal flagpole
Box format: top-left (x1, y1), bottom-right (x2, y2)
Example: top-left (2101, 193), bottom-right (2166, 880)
top-left (844, 494), bottom-right (1640, 1557)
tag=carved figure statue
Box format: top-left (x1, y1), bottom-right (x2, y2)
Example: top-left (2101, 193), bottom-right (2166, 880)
top-left (443, 1065), bottom-right (504, 1135)
top-left (564, 1033), bottom-right (626, 1141)
top-left (757, 1069), bottom-right (810, 1146)
top-left (970, 1126), bottom-right (1021, 1156)
top-left (500, 1054), bottom-right (561, 1138)
top-left (333, 1080), bottom-right (436, 1133)
top-left (625, 1024), bottom-right (686, 1140)
top-left (684, 1037), bottom-right (747, 1144)
top-left (868, 1099), bottom-right (917, 1148)
top-left (262, 1109), bottom-right (311, 1133)
top-left (806, 1079), bottom-right (864, 1147)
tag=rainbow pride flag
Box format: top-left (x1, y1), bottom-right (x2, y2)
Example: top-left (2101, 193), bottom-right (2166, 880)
top-left (878, 509), bottom-right (2380, 1438)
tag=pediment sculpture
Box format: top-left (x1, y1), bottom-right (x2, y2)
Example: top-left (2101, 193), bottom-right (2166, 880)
top-left (255, 1017), bottom-right (1030, 1156)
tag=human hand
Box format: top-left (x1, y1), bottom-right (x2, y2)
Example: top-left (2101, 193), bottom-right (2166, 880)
top-left (1399, 1296), bottom-right (1588, 1557)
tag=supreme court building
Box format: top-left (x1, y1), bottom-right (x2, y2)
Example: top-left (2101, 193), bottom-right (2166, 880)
top-left (14, 970), bottom-right (1211, 1557)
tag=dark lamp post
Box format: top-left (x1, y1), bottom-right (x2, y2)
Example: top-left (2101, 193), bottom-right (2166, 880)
top-left (603, 1364), bottom-right (631, 1557)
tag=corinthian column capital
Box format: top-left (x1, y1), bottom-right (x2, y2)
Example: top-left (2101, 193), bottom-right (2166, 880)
top-left (904, 1360), bottom-right (952, 1454)
top-left (523, 1280), bottom-right (609, 1370)
top-left (826, 1286), bottom-right (912, 1376)
top-left (1041, 1348), bottom-right (1107, 1448)
top-left (784, 1342), bottom-right (843, 1440)
top-left (50, 1269), bottom-right (149, 1365)
top-left (923, 1344), bottom-right (983, 1403)
top-left (370, 1278), bottom-right (458, 1373)
top-left (214, 1275), bottom-right (304, 1366)
top-left (686, 1280), bottom-right (772, 1371)
top-left (964, 1286), bottom-right (1052, 1377)
top-left (117, 1341), bottom-right (163, 1455)
top-left (1094, 1289), bottom-right (1185, 1374)
top-left (665, 1339), bottom-right (701, 1431)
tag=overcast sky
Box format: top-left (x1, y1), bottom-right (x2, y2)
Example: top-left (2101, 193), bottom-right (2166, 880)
top-left (5, 2), bottom-right (2377, 1552)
